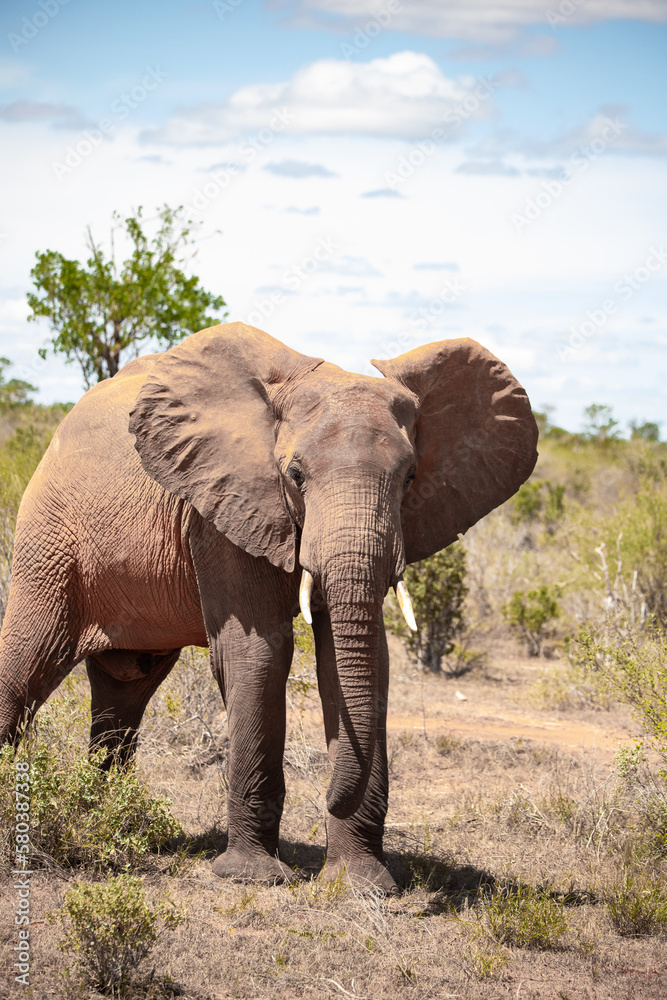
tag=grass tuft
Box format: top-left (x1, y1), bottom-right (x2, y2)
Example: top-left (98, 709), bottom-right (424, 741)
top-left (481, 881), bottom-right (569, 950)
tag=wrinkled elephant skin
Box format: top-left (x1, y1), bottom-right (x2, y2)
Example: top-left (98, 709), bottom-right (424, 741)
top-left (0, 323), bottom-right (538, 891)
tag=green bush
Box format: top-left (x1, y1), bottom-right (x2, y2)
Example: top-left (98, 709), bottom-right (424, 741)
top-left (630, 419), bottom-right (661, 442)
top-left (572, 626), bottom-right (667, 773)
top-left (511, 479), bottom-right (565, 532)
top-left (572, 626), bottom-right (667, 858)
top-left (0, 357), bottom-right (36, 410)
top-left (605, 869), bottom-right (667, 936)
top-left (573, 459), bottom-right (667, 626)
top-left (0, 735), bottom-right (182, 870)
top-left (511, 481), bottom-right (543, 523)
top-left (483, 882), bottom-right (568, 950)
top-left (501, 585), bottom-right (561, 657)
top-left (56, 874), bottom-right (186, 992)
top-left (582, 403), bottom-right (622, 445)
top-left (385, 543), bottom-right (468, 674)
top-left (461, 930), bottom-right (509, 980)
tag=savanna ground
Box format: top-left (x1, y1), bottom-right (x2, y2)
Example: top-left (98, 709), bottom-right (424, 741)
top-left (1, 401), bottom-right (667, 1000)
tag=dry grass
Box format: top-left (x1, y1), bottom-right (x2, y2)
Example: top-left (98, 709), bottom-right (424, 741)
top-left (3, 632), bottom-right (667, 1000)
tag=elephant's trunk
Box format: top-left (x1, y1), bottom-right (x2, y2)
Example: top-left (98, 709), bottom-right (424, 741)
top-left (323, 580), bottom-right (383, 818)
top-left (301, 473), bottom-right (404, 819)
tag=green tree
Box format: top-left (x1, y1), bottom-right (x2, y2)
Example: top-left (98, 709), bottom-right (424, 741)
top-left (630, 419), bottom-right (661, 442)
top-left (511, 479), bottom-right (565, 534)
top-left (385, 543), bottom-right (467, 674)
top-left (582, 403), bottom-right (621, 444)
top-left (502, 584), bottom-right (561, 657)
top-left (511, 480), bottom-right (543, 523)
top-left (27, 205), bottom-right (227, 388)
top-left (0, 357), bottom-right (36, 410)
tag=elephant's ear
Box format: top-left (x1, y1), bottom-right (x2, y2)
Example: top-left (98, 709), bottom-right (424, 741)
top-left (372, 338), bottom-right (538, 564)
top-left (129, 322), bottom-right (323, 572)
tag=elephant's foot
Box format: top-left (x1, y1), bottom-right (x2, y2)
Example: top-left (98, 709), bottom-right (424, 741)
top-left (212, 847), bottom-right (299, 884)
top-left (322, 853), bottom-right (398, 895)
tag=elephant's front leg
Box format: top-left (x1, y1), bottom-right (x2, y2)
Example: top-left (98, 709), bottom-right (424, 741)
top-left (192, 532), bottom-right (298, 883)
top-left (211, 619), bottom-right (297, 882)
top-left (313, 609), bottom-right (397, 894)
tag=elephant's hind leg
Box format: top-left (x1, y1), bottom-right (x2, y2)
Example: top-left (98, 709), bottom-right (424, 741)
top-left (86, 649), bottom-right (181, 769)
top-left (0, 579), bottom-right (82, 745)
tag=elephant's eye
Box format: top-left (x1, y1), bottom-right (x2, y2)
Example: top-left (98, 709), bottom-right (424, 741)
top-left (404, 468), bottom-right (416, 492)
top-left (288, 464), bottom-right (305, 490)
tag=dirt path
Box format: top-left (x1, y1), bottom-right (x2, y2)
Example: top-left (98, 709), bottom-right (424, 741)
top-left (386, 703), bottom-right (631, 761)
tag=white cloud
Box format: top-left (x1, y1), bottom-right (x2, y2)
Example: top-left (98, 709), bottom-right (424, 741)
top-left (285, 205), bottom-right (320, 214)
top-left (361, 187), bottom-right (404, 198)
top-left (474, 106), bottom-right (667, 160)
top-left (271, 0), bottom-right (667, 43)
top-left (0, 58), bottom-right (31, 89)
top-left (320, 255), bottom-right (383, 276)
top-left (0, 297), bottom-right (28, 322)
top-left (1, 117), bottom-right (665, 431)
top-left (263, 159), bottom-right (337, 177)
top-left (414, 262), bottom-right (459, 271)
top-left (144, 52), bottom-right (482, 144)
top-left (0, 100), bottom-right (87, 128)
top-left (456, 160), bottom-right (520, 177)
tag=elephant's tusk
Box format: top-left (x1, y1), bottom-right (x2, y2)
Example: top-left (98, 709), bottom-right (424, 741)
top-left (395, 577), bottom-right (417, 632)
top-left (299, 569), bottom-right (314, 625)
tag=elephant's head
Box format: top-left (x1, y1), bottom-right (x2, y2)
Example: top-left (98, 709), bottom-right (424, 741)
top-left (129, 322), bottom-right (538, 818)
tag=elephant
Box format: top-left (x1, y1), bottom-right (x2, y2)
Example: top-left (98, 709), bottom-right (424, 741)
top-left (0, 322), bottom-right (538, 891)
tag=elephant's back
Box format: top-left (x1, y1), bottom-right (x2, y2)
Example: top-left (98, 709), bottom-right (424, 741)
top-left (24, 360), bottom-right (156, 509)
top-left (14, 357), bottom-right (206, 647)
top-left (17, 355), bottom-right (185, 559)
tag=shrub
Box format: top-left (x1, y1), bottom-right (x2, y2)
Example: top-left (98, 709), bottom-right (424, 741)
top-left (461, 930), bottom-right (509, 980)
top-left (524, 666), bottom-right (606, 712)
top-left (574, 459), bottom-right (667, 626)
top-left (511, 481), bottom-right (543, 523)
top-left (482, 881), bottom-right (568, 950)
top-left (605, 869), bottom-right (667, 936)
top-left (0, 735), bottom-right (182, 870)
top-left (0, 357), bottom-right (36, 410)
top-left (630, 419), bottom-right (661, 442)
top-left (56, 874), bottom-right (186, 992)
top-left (444, 641), bottom-right (488, 678)
top-left (511, 479), bottom-right (565, 532)
top-left (582, 403), bottom-right (622, 444)
top-left (572, 626), bottom-right (667, 773)
top-left (501, 584), bottom-right (561, 657)
top-left (385, 543), bottom-right (467, 673)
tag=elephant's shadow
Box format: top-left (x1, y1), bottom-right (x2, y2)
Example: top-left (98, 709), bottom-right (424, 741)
top-left (175, 831), bottom-right (498, 910)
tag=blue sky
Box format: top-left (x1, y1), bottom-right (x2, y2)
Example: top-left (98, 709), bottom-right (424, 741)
top-left (0, 0), bottom-right (665, 432)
